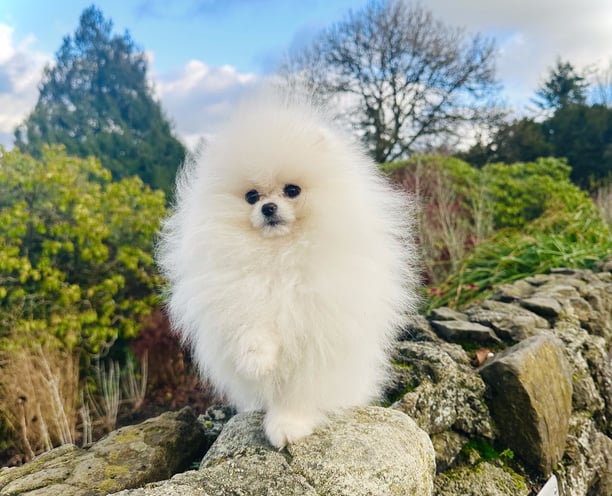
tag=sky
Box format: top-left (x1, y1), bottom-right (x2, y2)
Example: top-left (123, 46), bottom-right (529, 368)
top-left (0, 0), bottom-right (611, 149)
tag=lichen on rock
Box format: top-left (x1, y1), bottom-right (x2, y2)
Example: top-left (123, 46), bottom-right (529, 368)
top-left (479, 334), bottom-right (573, 476)
top-left (116, 407), bottom-right (437, 496)
top-left (0, 408), bottom-right (207, 496)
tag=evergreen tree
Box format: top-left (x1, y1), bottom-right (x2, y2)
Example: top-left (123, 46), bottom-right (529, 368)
top-left (460, 58), bottom-right (612, 188)
top-left (459, 118), bottom-right (553, 167)
top-left (15, 5), bottom-right (185, 194)
top-left (533, 58), bottom-right (588, 110)
top-left (544, 104), bottom-right (612, 186)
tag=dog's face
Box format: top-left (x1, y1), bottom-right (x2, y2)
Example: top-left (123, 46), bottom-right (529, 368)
top-left (200, 97), bottom-right (348, 241)
top-left (244, 182), bottom-right (303, 238)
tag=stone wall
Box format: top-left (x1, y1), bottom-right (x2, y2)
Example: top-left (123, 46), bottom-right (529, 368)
top-left (1, 265), bottom-right (610, 495)
top-left (393, 265), bottom-right (611, 495)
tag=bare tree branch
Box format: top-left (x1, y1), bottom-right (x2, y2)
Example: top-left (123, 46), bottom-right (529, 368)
top-left (279, 0), bottom-right (503, 163)
top-left (592, 59), bottom-right (612, 107)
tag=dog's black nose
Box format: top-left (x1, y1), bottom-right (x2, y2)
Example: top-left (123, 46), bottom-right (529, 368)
top-left (261, 202), bottom-right (277, 217)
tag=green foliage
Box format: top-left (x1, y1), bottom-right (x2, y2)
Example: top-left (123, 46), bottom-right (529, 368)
top-left (426, 194), bottom-right (611, 310)
top-left (468, 105), bottom-right (612, 188)
top-left (461, 438), bottom-right (515, 465)
top-left (460, 65), bottom-right (612, 188)
top-left (543, 103), bottom-right (612, 186)
top-left (534, 58), bottom-right (588, 110)
top-left (458, 118), bottom-right (554, 167)
top-left (14, 6), bottom-right (185, 194)
top-left (387, 156), bottom-right (612, 310)
top-left (382, 155), bottom-right (479, 185)
top-left (0, 146), bottom-right (165, 352)
top-left (482, 158), bottom-right (580, 228)
top-left (382, 155), bottom-right (491, 284)
top-left (461, 438), bottom-right (499, 462)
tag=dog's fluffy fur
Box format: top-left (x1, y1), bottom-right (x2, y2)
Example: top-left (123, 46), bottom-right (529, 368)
top-left (157, 89), bottom-right (419, 448)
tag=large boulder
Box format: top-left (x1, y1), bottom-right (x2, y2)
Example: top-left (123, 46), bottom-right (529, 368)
top-left (479, 334), bottom-right (572, 476)
top-left (392, 341), bottom-right (494, 438)
top-left (0, 408), bottom-right (206, 496)
top-left (113, 406), bottom-right (436, 496)
top-left (391, 341), bottom-right (494, 471)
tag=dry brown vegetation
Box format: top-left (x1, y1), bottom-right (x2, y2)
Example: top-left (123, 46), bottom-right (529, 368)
top-left (595, 180), bottom-right (612, 225)
top-left (0, 346), bottom-right (79, 460)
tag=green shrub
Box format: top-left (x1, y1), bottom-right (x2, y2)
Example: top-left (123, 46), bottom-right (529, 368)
top-left (426, 195), bottom-right (611, 310)
top-left (0, 145), bottom-right (165, 352)
top-left (382, 155), bottom-right (609, 309)
top-left (381, 155), bottom-right (482, 217)
top-left (382, 156), bottom-right (491, 284)
top-left (482, 157), bottom-right (581, 229)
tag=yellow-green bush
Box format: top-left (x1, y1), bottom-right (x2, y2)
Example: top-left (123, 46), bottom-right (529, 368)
top-left (426, 195), bottom-right (611, 310)
top-left (0, 145), bottom-right (165, 352)
top-left (382, 155), bottom-right (611, 310)
top-left (0, 146), bottom-right (166, 458)
top-left (482, 157), bottom-right (585, 229)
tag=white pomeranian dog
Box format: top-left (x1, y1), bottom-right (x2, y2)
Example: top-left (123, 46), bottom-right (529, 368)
top-left (157, 88), bottom-right (419, 448)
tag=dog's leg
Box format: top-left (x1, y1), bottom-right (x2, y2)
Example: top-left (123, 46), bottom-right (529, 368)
top-left (263, 406), bottom-right (322, 449)
top-left (234, 329), bottom-right (280, 379)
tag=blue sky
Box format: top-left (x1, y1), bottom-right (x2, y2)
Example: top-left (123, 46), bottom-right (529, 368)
top-left (1, 0), bottom-right (611, 149)
top-left (0, 0), bottom-right (357, 74)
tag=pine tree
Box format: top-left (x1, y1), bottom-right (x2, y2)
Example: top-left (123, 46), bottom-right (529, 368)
top-left (15, 5), bottom-right (185, 194)
top-left (534, 58), bottom-right (588, 111)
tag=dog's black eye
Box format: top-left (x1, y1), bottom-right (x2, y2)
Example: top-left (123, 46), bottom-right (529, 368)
top-left (283, 184), bottom-right (301, 198)
top-left (245, 189), bottom-right (260, 205)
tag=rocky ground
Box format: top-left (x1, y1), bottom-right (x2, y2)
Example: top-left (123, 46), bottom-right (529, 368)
top-left (1, 264), bottom-right (610, 495)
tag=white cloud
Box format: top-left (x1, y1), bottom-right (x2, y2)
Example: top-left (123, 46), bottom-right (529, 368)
top-left (151, 0), bottom-right (612, 147)
top-left (152, 59), bottom-right (257, 150)
top-left (0, 23), bottom-right (257, 152)
top-left (0, 24), bottom-right (50, 147)
top-left (4, 1), bottom-right (611, 150)
top-left (423, 0), bottom-right (612, 110)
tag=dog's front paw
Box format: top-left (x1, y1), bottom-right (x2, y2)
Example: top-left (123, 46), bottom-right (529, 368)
top-left (235, 338), bottom-right (279, 379)
top-left (264, 410), bottom-right (317, 449)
